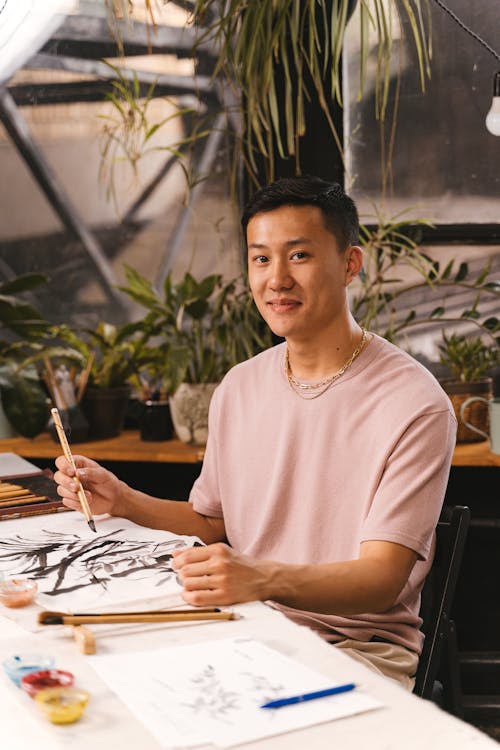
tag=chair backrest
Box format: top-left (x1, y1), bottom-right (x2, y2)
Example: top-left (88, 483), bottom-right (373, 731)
top-left (413, 504), bottom-right (470, 699)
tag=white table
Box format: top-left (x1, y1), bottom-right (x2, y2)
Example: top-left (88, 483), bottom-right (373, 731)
top-left (0, 513), bottom-right (498, 750)
top-left (0, 596), bottom-right (497, 750)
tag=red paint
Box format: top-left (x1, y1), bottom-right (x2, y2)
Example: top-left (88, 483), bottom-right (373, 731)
top-left (21, 669), bottom-right (74, 698)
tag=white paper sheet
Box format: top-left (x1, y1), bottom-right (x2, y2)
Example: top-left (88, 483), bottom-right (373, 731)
top-left (0, 513), bottom-right (200, 612)
top-left (0, 452), bottom-right (41, 476)
top-left (88, 638), bottom-right (382, 749)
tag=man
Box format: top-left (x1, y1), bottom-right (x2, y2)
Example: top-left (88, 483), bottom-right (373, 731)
top-left (54, 176), bottom-right (456, 690)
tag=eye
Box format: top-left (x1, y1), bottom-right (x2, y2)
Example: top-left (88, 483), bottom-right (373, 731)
top-left (291, 251), bottom-right (308, 260)
top-left (252, 255), bottom-right (269, 264)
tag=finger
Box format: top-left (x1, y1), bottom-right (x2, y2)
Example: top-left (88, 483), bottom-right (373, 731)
top-left (54, 456), bottom-right (76, 476)
top-left (72, 455), bottom-right (99, 469)
top-left (182, 574), bottom-right (218, 592)
top-left (57, 484), bottom-right (77, 502)
top-left (53, 469), bottom-right (76, 490)
top-left (181, 589), bottom-right (227, 607)
top-left (172, 546), bottom-right (213, 569)
top-left (175, 561), bottom-right (212, 580)
top-left (74, 465), bottom-right (109, 487)
top-left (62, 498), bottom-right (84, 512)
top-left (55, 481), bottom-right (79, 503)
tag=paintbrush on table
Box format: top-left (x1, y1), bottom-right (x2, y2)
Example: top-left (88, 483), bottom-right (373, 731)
top-left (38, 609), bottom-right (237, 625)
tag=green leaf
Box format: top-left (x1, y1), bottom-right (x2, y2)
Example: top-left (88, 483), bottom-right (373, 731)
top-left (430, 307), bottom-right (445, 318)
top-left (439, 260), bottom-right (453, 280)
top-left (483, 317), bottom-right (500, 331)
top-left (1, 374), bottom-right (49, 438)
top-left (0, 273), bottom-right (48, 295)
top-left (454, 262), bottom-right (469, 282)
top-left (484, 281), bottom-right (500, 292)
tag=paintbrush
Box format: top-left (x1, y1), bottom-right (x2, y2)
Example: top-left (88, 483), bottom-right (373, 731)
top-left (0, 495), bottom-right (49, 508)
top-left (38, 609), bottom-right (237, 625)
top-left (0, 487), bottom-right (32, 498)
top-left (51, 407), bottom-right (96, 533)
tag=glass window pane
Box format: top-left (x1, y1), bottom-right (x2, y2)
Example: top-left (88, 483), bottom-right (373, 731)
top-left (344, 2), bottom-right (500, 224)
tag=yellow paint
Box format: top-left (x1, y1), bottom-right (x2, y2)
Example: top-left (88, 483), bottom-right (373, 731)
top-left (35, 687), bottom-right (89, 724)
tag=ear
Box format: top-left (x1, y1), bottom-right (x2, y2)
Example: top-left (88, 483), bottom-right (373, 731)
top-left (345, 246), bottom-right (363, 285)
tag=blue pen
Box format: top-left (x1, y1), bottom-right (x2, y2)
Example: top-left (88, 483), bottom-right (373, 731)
top-left (260, 682), bottom-right (356, 709)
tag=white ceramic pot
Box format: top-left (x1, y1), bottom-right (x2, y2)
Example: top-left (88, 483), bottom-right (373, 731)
top-left (169, 383), bottom-right (218, 445)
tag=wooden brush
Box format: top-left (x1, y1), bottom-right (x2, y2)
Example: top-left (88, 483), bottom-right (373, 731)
top-left (0, 495), bottom-right (49, 508)
top-left (38, 608), bottom-right (237, 625)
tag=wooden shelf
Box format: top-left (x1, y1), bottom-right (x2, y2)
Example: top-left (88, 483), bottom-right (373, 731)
top-left (0, 433), bottom-right (497, 467)
top-left (452, 441), bottom-right (500, 468)
top-left (0, 431), bottom-right (204, 464)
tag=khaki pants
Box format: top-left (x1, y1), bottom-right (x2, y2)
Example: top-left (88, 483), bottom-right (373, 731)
top-left (334, 638), bottom-right (419, 691)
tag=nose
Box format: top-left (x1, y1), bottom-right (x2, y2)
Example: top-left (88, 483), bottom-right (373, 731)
top-left (269, 258), bottom-right (294, 291)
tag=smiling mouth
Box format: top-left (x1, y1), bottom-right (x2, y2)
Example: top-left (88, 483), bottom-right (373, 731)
top-left (267, 300), bottom-right (301, 312)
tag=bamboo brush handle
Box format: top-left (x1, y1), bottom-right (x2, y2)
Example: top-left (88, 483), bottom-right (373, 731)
top-left (59, 612), bottom-right (236, 625)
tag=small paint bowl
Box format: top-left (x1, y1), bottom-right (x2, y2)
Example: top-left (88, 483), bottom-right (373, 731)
top-left (0, 579), bottom-right (37, 608)
top-left (35, 687), bottom-right (89, 724)
top-left (2, 653), bottom-right (55, 687)
top-left (21, 669), bottom-right (74, 698)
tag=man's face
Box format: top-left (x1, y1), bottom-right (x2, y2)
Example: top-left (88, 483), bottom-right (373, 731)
top-left (247, 204), bottom-right (358, 343)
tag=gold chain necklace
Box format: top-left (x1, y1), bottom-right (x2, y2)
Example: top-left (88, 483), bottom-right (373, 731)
top-left (285, 328), bottom-right (368, 399)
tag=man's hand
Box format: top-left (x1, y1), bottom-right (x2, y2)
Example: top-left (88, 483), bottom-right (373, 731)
top-left (173, 539), bottom-right (418, 615)
top-left (171, 543), bottom-right (275, 607)
top-left (54, 455), bottom-right (125, 516)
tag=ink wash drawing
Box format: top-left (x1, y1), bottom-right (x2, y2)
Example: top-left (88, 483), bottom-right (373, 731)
top-left (0, 512), bottom-right (200, 611)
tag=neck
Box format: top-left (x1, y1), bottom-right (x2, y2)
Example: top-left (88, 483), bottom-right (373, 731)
top-left (286, 320), bottom-right (365, 381)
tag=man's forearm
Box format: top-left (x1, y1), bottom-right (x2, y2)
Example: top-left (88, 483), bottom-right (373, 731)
top-left (263, 540), bottom-right (418, 615)
top-left (119, 483), bottom-right (226, 544)
top-left (264, 557), bottom-right (401, 615)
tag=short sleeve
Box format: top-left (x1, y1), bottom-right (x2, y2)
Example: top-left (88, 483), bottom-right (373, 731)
top-left (189, 386), bottom-right (224, 518)
top-left (360, 409), bottom-right (457, 559)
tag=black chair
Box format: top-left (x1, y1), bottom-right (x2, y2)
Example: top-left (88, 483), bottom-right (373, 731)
top-left (413, 504), bottom-right (471, 716)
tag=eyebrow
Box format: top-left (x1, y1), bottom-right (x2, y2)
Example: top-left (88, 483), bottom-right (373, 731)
top-left (248, 237), bottom-right (312, 250)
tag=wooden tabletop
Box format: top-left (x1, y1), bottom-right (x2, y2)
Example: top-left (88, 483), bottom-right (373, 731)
top-left (0, 431), bottom-right (204, 464)
top-left (451, 441), bottom-right (500, 467)
top-left (0, 432), bottom-right (498, 467)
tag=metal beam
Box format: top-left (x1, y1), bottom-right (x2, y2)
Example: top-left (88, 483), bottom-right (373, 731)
top-left (154, 111), bottom-right (227, 289)
top-left (28, 53), bottom-right (213, 94)
top-left (8, 79), bottom-right (216, 107)
top-left (40, 14), bottom-right (206, 57)
top-left (0, 86), bottom-right (126, 311)
top-left (122, 151), bottom-right (181, 225)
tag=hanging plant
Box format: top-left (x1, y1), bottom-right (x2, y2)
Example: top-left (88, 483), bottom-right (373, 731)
top-left (104, 1), bottom-right (432, 185)
top-left (192, 0), bottom-right (432, 183)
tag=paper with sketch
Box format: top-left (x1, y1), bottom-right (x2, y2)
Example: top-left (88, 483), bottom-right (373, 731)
top-left (0, 512), bottom-right (200, 612)
top-left (89, 638), bottom-right (382, 749)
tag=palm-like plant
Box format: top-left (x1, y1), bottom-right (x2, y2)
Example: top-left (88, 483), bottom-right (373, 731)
top-left (438, 333), bottom-right (499, 384)
top-left (0, 273), bottom-right (50, 437)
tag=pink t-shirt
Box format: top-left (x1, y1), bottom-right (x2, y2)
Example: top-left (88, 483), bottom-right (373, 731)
top-left (190, 334), bottom-right (457, 653)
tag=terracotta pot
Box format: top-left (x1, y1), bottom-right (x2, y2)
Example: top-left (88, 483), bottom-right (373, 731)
top-left (440, 378), bottom-right (493, 443)
top-left (169, 383), bottom-right (218, 445)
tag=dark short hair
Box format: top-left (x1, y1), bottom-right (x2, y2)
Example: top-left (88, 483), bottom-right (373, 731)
top-left (241, 175), bottom-right (359, 250)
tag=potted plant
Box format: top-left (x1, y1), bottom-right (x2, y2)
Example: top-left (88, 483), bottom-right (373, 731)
top-left (438, 332), bottom-right (499, 443)
top-left (0, 273), bottom-right (51, 438)
top-left (35, 320), bottom-right (155, 440)
top-left (352, 213), bottom-right (500, 344)
top-left (120, 266), bottom-right (272, 444)
top-left (130, 342), bottom-right (190, 442)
